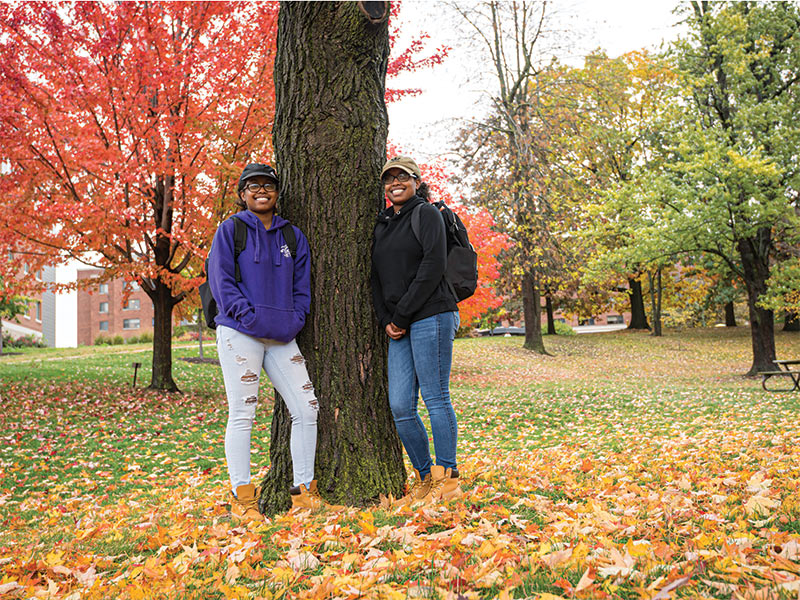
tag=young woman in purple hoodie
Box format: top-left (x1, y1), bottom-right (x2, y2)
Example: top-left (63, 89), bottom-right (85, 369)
top-left (208, 163), bottom-right (325, 521)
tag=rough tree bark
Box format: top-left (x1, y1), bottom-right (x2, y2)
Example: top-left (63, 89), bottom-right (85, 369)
top-left (259, 1), bottom-right (404, 515)
top-left (724, 301), bottom-right (737, 327)
top-left (627, 277), bottom-right (650, 330)
top-left (738, 232), bottom-right (776, 375)
top-left (147, 280), bottom-right (178, 391)
top-left (648, 268), bottom-right (662, 337)
top-left (545, 293), bottom-right (556, 335)
top-left (522, 269), bottom-right (547, 353)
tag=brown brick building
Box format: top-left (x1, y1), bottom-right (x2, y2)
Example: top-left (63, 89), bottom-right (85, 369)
top-left (76, 269), bottom-right (154, 346)
top-left (3, 257), bottom-right (156, 347)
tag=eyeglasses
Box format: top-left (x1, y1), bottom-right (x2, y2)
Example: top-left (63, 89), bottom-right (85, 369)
top-left (382, 172), bottom-right (416, 185)
top-left (245, 182), bottom-right (277, 193)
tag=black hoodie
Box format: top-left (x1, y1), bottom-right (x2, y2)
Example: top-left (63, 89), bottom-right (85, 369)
top-left (371, 195), bottom-right (458, 330)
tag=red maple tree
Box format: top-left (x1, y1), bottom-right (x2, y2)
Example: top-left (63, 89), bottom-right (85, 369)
top-left (386, 3), bottom-right (449, 103)
top-left (0, 1), bottom-right (278, 389)
top-left (0, 1), bottom-right (470, 390)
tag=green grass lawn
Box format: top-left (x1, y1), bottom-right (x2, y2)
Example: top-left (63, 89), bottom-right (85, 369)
top-left (1, 327), bottom-right (800, 599)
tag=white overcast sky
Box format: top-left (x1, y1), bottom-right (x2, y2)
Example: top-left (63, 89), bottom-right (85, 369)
top-left (387, 0), bottom-right (687, 161)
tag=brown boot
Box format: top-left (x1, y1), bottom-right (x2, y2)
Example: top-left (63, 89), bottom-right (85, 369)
top-left (290, 480), bottom-right (332, 511)
top-left (421, 465), bottom-right (462, 504)
top-left (393, 469), bottom-right (432, 507)
top-left (231, 483), bottom-right (264, 523)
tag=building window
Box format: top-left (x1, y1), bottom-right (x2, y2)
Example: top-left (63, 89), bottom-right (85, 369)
top-left (125, 281), bottom-right (140, 292)
top-left (99, 302), bottom-right (109, 314)
top-left (607, 315), bottom-right (624, 324)
top-left (124, 299), bottom-right (140, 311)
top-left (99, 283), bottom-right (108, 294)
top-left (34, 270), bottom-right (42, 281)
top-left (23, 263), bottom-right (29, 274)
top-left (24, 302), bottom-right (31, 319)
top-left (99, 321), bottom-right (109, 331)
top-left (123, 319), bottom-right (140, 330)
top-left (35, 301), bottom-right (41, 322)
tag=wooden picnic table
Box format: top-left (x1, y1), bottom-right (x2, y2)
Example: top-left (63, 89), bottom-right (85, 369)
top-left (760, 359), bottom-right (800, 392)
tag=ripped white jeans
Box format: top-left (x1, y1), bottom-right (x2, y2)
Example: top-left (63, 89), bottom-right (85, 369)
top-left (216, 325), bottom-right (318, 491)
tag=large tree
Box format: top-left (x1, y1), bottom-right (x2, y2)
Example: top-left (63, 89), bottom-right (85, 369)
top-left (453, 0), bottom-right (557, 353)
top-left (258, 1), bottom-right (405, 514)
top-left (623, 1), bottom-right (800, 374)
top-left (0, 2), bottom-right (278, 389)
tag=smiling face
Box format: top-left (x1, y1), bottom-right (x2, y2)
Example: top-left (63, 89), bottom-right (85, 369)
top-left (383, 168), bottom-right (418, 211)
top-left (240, 175), bottom-right (278, 216)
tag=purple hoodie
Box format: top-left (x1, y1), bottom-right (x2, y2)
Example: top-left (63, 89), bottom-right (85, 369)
top-left (208, 210), bottom-right (311, 342)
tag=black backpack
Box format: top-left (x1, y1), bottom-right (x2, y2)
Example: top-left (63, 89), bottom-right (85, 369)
top-left (199, 216), bottom-right (297, 328)
top-left (410, 201), bottom-right (478, 302)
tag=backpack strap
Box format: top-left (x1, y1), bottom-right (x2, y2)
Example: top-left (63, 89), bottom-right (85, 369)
top-left (410, 202), bottom-right (459, 303)
top-left (410, 203), bottom-right (423, 244)
top-left (232, 216), bottom-right (247, 282)
top-left (281, 223), bottom-right (297, 258)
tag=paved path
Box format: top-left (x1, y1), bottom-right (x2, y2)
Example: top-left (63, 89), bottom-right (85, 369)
top-left (573, 324), bottom-right (628, 334)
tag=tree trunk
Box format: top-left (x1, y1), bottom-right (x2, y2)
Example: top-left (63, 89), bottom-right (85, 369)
top-left (545, 293), bottom-right (556, 335)
top-left (783, 310), bottom-right (800, 332)
top-left (738, 232), bottom-right (776, 375)
top-left (627, 277), bottom-right (650, 330)
top-left (649, 268), bottom-right (662, 337)
top-left (148, 280), bottom-right (178, 391)
top-left (724, 300), bottom-right (737, 327)
top-left (259, 1), bottom-right (403, 515)
top-left (0, 321), bottom-right (4, 355)
top-left (522, 269), bottom-right (547, 353)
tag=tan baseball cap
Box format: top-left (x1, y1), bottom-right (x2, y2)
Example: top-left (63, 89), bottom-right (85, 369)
top-left (381, 155), bottom-right (421, 179)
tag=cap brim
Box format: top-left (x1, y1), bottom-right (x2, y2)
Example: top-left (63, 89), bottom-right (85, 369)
top-left (381, 165), bottom-right (415, 177)
top-left (242, 171), bottom-right (278, 183)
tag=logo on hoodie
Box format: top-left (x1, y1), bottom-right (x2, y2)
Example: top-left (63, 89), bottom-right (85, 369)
top-left (280, 244), bottom-right (291, 258)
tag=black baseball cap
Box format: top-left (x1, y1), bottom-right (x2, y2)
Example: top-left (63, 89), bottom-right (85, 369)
top-left (238, 163), bottom-right (279, 191)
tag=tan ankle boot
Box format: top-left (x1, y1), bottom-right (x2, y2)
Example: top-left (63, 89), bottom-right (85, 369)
top-left (231, 483), bottom-right (263, 522)
top-left (422, 465), bottom-right (462, 504)
top-left (393, 469), bottom-right (432, 507)
top-left (290, 480), bottom-right (334, 511)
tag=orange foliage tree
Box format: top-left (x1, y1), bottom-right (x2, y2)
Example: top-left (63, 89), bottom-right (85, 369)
top-left (385, 3), bottom-right (448, 103)
top-left (0, 1), bottom-right (278, 390)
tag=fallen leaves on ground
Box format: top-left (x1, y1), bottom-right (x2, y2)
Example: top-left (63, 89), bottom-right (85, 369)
top-left (1, 329), bottom-right (800, 599)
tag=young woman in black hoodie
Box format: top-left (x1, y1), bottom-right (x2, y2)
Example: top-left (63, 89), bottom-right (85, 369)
top-left (371, 155), bottom-right (462, 506)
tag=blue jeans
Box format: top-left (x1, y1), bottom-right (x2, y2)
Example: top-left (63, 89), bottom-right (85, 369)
top-left (388, 311), bottom-right (459, 479)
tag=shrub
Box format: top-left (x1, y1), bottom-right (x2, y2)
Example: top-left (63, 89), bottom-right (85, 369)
top-left (2, 333), bottom-right (46, 348)
top-left (126, 335), bottom-right (139, 344)
top-left (554, 321), bottom-right (576, 336)
top-left (94, 335), bottom-right (110, 345)
top-left (112, 335), bottom-right (124, 345)
top-left (136, 331), bottom-right (154, 343)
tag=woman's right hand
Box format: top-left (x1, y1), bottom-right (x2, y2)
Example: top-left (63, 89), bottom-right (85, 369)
top-left (386, 323), bottom-right (406, 340)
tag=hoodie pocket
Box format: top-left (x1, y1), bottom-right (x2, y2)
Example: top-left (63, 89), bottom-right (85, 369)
top-left (241, 305), bottom-right (305, 343)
